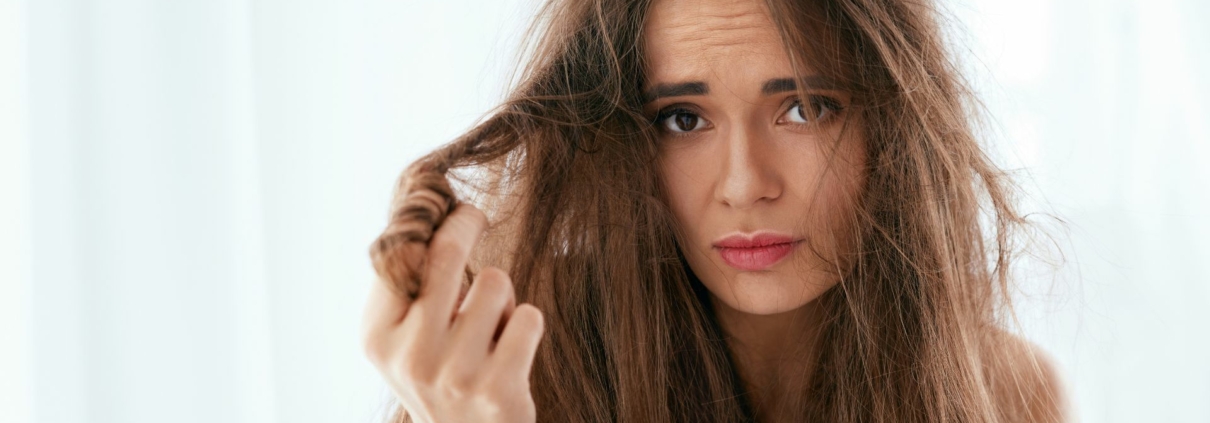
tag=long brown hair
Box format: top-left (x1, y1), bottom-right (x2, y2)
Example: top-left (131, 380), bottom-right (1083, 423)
top-left (370, 0), bottom-right (1056, 421)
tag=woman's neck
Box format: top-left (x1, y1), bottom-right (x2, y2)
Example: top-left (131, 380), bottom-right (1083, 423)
top-left (711, 297), bottom-right (825, 422)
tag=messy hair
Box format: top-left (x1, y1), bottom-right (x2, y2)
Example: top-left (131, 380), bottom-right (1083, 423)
top-left (370, 0), bottom-right (1056, 421)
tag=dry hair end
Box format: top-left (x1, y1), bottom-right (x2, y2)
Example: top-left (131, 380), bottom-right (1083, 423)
top-left (369, 165), bottom-right (476, 301)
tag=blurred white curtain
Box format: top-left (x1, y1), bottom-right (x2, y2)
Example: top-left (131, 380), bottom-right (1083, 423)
top-left (1, 0), bottom-right (1206, 422)
top-left (19, 0), bottom-right (277, 422)
top-left (953, 0), bottom-right (1210, 422)
top-left (1, 0), bottom-right (34, 422)
top-left (4, 0), bottom-right (533, 422)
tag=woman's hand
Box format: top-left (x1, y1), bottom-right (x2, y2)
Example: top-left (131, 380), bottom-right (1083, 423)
top-left (361, 204), bottom-right (545, 423)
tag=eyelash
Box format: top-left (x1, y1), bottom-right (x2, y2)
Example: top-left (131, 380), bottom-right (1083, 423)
top-left (652, 95), bottom-right (846, 138)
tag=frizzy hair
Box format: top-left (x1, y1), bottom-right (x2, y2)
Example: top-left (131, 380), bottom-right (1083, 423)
top-left (369, 117), bottom-right (518, 302)
top-left (368, 0), bottom-right (1060, 422)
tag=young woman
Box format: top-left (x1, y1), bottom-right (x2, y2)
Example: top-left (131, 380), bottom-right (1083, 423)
top-left (361, 0), bottom-right (1068, 421)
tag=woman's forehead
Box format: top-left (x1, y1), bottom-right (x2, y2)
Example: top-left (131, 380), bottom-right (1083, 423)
top-left (642, 0), bottom-right (797, 93)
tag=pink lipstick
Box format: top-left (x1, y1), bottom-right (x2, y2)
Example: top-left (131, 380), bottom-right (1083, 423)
top-left (712, 232), bottom-right (801, 271)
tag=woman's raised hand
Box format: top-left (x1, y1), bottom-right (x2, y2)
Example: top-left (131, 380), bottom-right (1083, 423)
top-left (361, 204), bottom-right (545, 423)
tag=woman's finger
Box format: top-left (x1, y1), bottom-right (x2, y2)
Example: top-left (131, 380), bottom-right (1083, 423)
top-left (448, 267), bottom-right (516, 364)
top-left (494, 279), bottom-right (516, 342)
top-left (412, 204), bottom-right (488, 330)
top-left (456, 267), bottom-right (517, 342)
top-left (489, 303), bottom-right (545, 379)
top-left (360, 275), bottom-right (412, 367)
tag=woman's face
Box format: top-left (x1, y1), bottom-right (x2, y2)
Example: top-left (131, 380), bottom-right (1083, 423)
top-left (644, 0), bottom-right (867, 315)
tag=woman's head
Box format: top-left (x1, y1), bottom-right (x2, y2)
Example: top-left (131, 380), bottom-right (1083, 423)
top-left (372, 0), bottom-right (1036, 421)
top-left (644, 0), bottom-right (867, 316)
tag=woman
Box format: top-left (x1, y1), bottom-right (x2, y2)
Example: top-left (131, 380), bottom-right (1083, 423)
top-left (361, 0), bottom-right (1068, 421)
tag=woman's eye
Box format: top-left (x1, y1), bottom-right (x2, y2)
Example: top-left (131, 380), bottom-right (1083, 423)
top-left (784, 96), bottom-right (843, 124)
top-left (659, 110), bottom-right (706, 133)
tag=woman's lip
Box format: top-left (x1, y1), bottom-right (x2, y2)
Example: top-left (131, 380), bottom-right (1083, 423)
top-left (711, 232), bottom-right (802, 271)
top-left (712, 232), bottom-right (797, 249)
top-left (715, 240), bottom-right (801, 271)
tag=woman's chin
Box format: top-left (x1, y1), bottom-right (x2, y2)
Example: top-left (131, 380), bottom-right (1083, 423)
top-left (706, 272), bottom-right (833, 316)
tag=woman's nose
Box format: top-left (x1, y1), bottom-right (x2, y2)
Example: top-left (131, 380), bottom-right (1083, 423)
top-left (714, 126), bottom-right (782, 209)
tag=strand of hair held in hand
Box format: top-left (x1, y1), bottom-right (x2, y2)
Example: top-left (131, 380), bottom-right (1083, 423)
top-left (369, 165), bottom-right (475, 301)
top-left (368, 114), bottom-right (514, 302)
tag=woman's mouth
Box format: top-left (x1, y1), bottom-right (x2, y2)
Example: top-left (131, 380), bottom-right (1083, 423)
top-left (712, 232), bottom-right (802, 271)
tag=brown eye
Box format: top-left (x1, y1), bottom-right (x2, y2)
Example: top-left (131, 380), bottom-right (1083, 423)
top-left (784, 96), bottom-right (843, 124)
top-left (675, 114), bottom-right (698, 131)
top-left (658, 109), bottom-right (705, 134)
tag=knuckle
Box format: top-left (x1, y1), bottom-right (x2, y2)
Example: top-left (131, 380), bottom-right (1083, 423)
top-left (429, 231), bottom-right (471, 261)
top-left (457, 204), bottom-right (488, 229)
top-left (428, 206), bottom-right (488, 261)
top-left (513, 304), bottom-right (545, 332)
top-left (361, 334), bottom-right (389, 366)
top-left (438, 371), bottom-right (482, 399)
top-left (473, 268), bottom-right (513, 297)
top-left (462, 205), bottom-right (486, 224)
top-left (478, 266), bottom-right (512, 285)
top-left (445, 206), bottom-right (487, 236)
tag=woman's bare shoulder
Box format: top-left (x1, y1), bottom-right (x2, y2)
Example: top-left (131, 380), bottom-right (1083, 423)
top-left (983, 329), bottom-right (1070, 423)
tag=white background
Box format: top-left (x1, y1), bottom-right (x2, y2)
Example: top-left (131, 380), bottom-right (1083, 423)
top-left (0, 0), bottom-right (1206, 422)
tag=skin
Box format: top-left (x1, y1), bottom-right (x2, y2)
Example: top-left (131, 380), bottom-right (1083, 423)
top-left (643, 0), bottom-right (866, 419)
top-left (362, 205), bottom-right (545, 423)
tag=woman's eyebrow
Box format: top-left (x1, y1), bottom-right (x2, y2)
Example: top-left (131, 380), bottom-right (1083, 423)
top-left (762, 76), bottom-right (839, 95)
top-left (642, 81), bottom-right (708, 103)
